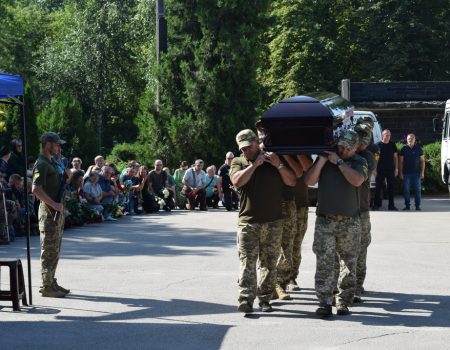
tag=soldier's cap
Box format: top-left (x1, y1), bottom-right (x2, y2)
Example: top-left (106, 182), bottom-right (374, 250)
top-left (236, 129), bottom-right (257, 150)
top-left (337, 129), bottom-right (359, 149)
top-left (354, 124), bottom-right (372, 146)
top-left (40, 132), bottom-right (66, 145)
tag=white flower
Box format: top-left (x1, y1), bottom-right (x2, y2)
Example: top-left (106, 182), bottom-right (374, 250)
top-left (158, 198), bottom-right (166, 206)
top-left (162, 188), bottom-right (169, 198)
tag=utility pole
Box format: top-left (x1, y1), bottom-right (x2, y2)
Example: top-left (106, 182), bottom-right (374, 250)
top-left (156, 0), bottom-right (167, 110)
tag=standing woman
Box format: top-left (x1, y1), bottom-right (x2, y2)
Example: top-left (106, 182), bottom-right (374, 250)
top-left (173, 161), bottom-right (189, 209)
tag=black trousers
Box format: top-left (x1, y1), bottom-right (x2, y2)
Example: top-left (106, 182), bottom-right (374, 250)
top-left (222, 189), bottom-right (239, 211)
top-left (374, 170), bottom-right (396, 207)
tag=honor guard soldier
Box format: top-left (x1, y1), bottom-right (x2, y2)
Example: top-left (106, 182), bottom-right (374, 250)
top-left (304, 130), bottom-right (368, 317)
top-left (231, 129), bottom-right (296, 314)
top-left (32, 132), bottom-right (70, 298)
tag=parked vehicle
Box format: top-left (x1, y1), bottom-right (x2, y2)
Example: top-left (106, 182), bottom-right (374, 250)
top-left (433, 99), bottom-right (450, 194)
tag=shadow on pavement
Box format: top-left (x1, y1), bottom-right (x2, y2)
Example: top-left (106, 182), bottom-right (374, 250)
top-left (0, 214), bottom-right (236, 260)
top-left (1, 294), bottom-right (235, 350)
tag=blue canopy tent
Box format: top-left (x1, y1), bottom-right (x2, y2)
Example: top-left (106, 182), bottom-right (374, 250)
top-left (0, 72), bottom-right (33, 304)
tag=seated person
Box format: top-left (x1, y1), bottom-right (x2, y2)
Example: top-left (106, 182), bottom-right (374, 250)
top-left (0, 185), bottom-right (18, 243)
top-left (70, 157), bottom-right (85, 175)
top-left (148, 160), bottom-right (174, 211)
top-left (5, 174), bottom-right (26, 236)
top-left (99, 165), bottom-right (119, 221)
top-left (182, 159), bottom-right (207, 211)
top-left (205, 166), bottom-right (222, 208)
top-left (82, 172), bottom-right (104, 216)
top-left (120, 166), bottom-right (141, 215)
top-left (84, 155), bottom-right (104, 180)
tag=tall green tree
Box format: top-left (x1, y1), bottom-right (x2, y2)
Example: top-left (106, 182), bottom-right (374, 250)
top-left (137, 0), bottom-right (270, 166)
top-left (36, 0), bottom-right (146, 153)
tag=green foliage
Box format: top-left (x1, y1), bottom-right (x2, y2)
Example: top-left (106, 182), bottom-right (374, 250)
top-left (422, 142), bottom-right (447, 193)
top-left (108, 142), bottom-right (153, 169)
top-left (142, 0), bottom-right (270, 166)
top-left (36, 91), bottom-right (97, 160)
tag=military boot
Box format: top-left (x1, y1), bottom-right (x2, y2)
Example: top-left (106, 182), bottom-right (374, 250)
top-left (53, 278), bottom-right (70, 294)
top-left (272, 284), bottom-right (292, 300)
top-left (39, 285), bottom-right (66, 298)
top-left (286, 279), bottom-right (300, 291)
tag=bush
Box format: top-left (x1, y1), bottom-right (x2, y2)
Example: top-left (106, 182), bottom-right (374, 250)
top-left (108, 142), bottom-right (153, 170)
top-left (422, 142), bottom-right (447, 194)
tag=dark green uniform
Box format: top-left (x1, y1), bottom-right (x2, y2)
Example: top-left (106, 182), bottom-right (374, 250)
top-left (33, 154), bottom-right (65, 289)
top-left (0, 199), bottom-right (18, 243)
top-left (230, 157), bottom-right (284, 304)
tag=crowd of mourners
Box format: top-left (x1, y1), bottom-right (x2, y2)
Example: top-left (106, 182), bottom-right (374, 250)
top-left (0, 138), bottom-right (240, 245)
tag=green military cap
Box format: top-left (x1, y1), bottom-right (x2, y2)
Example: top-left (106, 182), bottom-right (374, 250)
top-left (236, 129), bottom-right (257, 150)
top-left (354, 124), bottom-right (372, 146)
top-left (337, 129), bottom-right (359, 149)
top-left (40, 132), bottom-right (66, 145)
top-left (356, 115), bottom-right (374, 130)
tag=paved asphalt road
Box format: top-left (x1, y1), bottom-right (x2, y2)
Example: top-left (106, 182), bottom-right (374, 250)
top-left (1, 196), bottom-right (450, 350)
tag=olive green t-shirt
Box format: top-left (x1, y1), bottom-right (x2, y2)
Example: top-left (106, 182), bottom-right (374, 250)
top-left (317, 154), bottom-right (368, 217)
top-left (294, 177), bottom-right (309, 208)
top-left (32, 154), bottom-right (61, 201)
top-left (358, 149), bottom-right (377, 212)
top-left (230, 157), bottom-right (283, 224)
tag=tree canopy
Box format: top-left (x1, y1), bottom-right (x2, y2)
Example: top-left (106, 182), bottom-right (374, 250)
top-left (1, 0), bottom-right (449, 168)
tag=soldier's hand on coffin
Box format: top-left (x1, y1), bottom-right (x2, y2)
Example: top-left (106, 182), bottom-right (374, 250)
top-left (324, 151), bottom-right (339, 165)
top-left (254, 153), bottom-right (266, 167)
top-left (263, 152), bottom-right (281, 168)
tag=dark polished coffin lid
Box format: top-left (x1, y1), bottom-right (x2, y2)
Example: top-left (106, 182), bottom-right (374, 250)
top-left (260, 95), bottom-right (336, 154)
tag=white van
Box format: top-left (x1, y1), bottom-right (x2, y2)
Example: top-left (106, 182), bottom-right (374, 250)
top-left (434, 99), bottom-right (450, 194)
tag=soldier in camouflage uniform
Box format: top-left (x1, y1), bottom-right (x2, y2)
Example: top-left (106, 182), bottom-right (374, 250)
top-left (230, 129), bottom-right (296, 314)
top-left (304, 130), bottom-right (368, 317)
top-left (32, 132), bottom-right (69, 298)
top-left (287, 155), bottom-right (312, 291)
top-left (353, 123), bottom-right (377, 302)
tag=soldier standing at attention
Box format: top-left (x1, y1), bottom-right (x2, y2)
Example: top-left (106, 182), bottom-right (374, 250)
top-left (231, 129), bottom-right (296, 314)
top-left (32, 132), bottom-right (69, 298)
top-left (304, 130), bottom-right (368, 317)
top-left (353, 124), bottom-right (377, 302)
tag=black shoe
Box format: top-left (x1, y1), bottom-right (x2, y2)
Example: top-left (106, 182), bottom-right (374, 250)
top-left (237, 301), bottom-right (253, 314)
top-left (315, 303), bottom-right (332, 317)
top-left (199, 206), bottom-right (208, 211)
top-left (163, 205), bottom-right (171, 212)
top-left (415, 206), bottom-right (421, 211)
top-left (259, 301), bottom-right (273, 312)
top-left (371, 205), bottom-right (380, 211)
top-left (388, 206), bottom-right (398, 211)
top-left (402, 206), bottom-right (410, 211)
top-left (336, 303), bottom-right (350, 315)
top-left (353, 295), bottom-right (363, 303)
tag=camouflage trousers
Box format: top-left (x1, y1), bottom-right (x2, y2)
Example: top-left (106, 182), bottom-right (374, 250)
top-left (39, 203), bottom-right (65, 288)
top-left (237, 218), bottom-right (282, 303)
top-left (276, 200), bottom-right (297, 285)
top-left (355, 211), bottom-right (371, 296)
top-left (313, 215), bottom-right (361, 306)
top-left (291, 206), bottom-right (308, 280)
